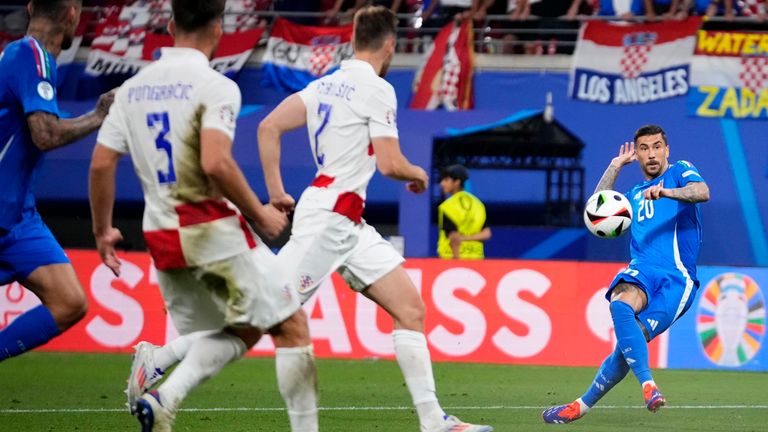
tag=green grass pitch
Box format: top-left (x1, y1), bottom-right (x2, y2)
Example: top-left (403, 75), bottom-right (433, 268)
top-left (1, 352), bottom-right (766, 431)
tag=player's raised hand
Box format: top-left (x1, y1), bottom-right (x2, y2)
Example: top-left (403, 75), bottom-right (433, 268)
top-left (406, 166), bottom-right (429, 194)
top-left (270, 193), bottom-right (296, 213)
top-left (644, 180), bottom-right (666, 200)
top-left (253, 203), bottom-right (289, 240)
top-left (95, 227), bottom-right (123, 277)
top-left (95, 88), bottom-right (118, 120)
top-left (611, 142), bottom-right (637, 167)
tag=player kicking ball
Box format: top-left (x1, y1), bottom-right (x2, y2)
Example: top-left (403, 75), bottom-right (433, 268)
top-left (543, 125), bottom-right (709, 424)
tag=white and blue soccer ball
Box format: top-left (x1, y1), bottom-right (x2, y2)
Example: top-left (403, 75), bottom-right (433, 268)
top-left (583, 190), bottom-right (632, 238)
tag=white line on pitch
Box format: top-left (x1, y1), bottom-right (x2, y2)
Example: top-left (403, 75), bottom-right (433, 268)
top-left (1, 405), bottom-right (766, 414)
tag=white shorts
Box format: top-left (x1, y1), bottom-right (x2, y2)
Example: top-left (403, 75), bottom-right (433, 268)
top-left (278, 207), bottom-right (404, 303)
top-left (156, 245), bottom-right (300, 335)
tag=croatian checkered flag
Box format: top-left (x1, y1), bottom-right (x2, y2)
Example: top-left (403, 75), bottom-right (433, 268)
top-left (410, 20), bottom-right (475, 111)
top-left (689, 29), bottom-right (768, 118)
top-left (569, 18), bottom-right (700, 105)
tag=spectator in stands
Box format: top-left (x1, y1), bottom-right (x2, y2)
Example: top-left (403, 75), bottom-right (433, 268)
top-left (704, 0), bottom-right (737, 19)
top-left (639, 0), bottom-right (687, 19)
top-left (437, 165), bottom-right (492, 259)
top-left (422, 0), bottom-right (481, 29)
top-left (273, 0), bottom-right (323, 25)
top-left (490, 0), bottom-right (587, 55)
top-left (322, 0), bottom-right (360, 24)
top-left (741, 0), bottom-right (766, 21)
top-left (593, 0), bottom-right (642, 19)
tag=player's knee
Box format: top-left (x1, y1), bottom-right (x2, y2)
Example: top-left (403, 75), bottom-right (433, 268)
top-left (394, 298), bottom-right (425, 331)
top-left (54, 289), bottom-right (88, 329)
top-left (271, 308), bottom-right (311, 347)
top-left (229, 326), bottom-right (263, 349)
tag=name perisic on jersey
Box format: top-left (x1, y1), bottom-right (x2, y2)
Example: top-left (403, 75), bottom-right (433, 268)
top-left (317, 80), bottom-right (356, 101)
top-left (127, 82), bottom-right (194, 104)
top-left (571, 67), bottom-right (689, 104)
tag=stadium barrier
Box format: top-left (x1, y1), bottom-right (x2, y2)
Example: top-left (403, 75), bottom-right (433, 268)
top-left (2, 250), bottom-right (764, 371)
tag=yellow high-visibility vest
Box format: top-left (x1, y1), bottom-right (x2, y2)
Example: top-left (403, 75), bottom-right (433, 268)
top-left (437, 190), bottom-right (486, 259)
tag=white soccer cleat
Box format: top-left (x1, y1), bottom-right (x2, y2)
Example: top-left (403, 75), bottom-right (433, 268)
top-left (428, 415), bottom-right (494, 432)
top-left (134, 390), bottom-right (175, 432)
top-left (126, 341), bottom-right (164, 413)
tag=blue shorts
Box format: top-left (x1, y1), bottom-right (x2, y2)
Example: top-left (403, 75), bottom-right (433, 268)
top-left (0, 214), bottom-right (70, 285)
top-left (608, 262), bottom-right (700, 340)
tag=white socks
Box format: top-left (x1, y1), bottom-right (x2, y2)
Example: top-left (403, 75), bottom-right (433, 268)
top-left (393, 329), bottom-right (444, 430)
top-left (276, 345), bottom-right (319, 432)
top-left (575, 397), bottom-right (590, 415)
top-left (156, 331), bottom-right (246, 410)
top-left (154, 330), bottom-right (213, 371)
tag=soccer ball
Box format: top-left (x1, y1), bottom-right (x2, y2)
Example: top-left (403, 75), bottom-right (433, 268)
top-left (583, 190), bottom-right (633, 238)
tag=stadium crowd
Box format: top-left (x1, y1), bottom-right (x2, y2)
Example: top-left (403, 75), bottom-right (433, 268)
top-left (2, 0), bottom-right (766, 55)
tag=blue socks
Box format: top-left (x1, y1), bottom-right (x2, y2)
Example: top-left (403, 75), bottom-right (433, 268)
top-left (0, 305), bottom-right (61, 361)
top-left (610, 300), bottom-right (653, 384)
top-left (581, 344), bottom-right (630, 407)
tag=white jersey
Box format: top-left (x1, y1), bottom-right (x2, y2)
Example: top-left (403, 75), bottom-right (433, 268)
top-left (97, 47), bottom-right (256, 270)
top-left (297, 59), bottom-right (398, 223)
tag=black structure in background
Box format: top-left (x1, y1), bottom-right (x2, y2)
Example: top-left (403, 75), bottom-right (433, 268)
top-left (432, 108), bottom-right (586, 227)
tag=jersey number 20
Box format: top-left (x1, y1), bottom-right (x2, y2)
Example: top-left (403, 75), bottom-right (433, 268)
top-left (147, 112), bottom-right (176, 184)
top-left (637, 199), bottom-right (655, 222)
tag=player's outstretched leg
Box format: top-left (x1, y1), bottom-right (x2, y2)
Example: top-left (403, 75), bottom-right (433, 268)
top-left (132, 330), bottom-right (252, 430)
top-left (610, 300), bottom-right (665, 412)
top-left (366, 266), bottom-right (493, 432)
top-left (0, 264), bottom-right (86, 361)
top-left (125, 331), bottom-right (212, 412)
top-left (542, 344), bottom-right (630, 424)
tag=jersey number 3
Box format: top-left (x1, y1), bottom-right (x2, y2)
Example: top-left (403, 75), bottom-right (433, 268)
top-left (147, 112), bottom-right (176, 184)
top-left (313, 103), bottom-right (332, 166)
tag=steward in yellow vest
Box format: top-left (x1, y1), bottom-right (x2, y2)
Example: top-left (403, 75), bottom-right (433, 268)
top-left (437, 165), bottom-right (491, 259)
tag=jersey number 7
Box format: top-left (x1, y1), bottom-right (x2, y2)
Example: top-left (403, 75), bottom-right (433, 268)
top-left (313, 103), bottom-right (332, 166)
top-left (147, 111), bottom-right (176, 184)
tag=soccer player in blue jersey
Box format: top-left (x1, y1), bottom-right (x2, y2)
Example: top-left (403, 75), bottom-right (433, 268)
top-left (542, 124), bottom-right (710, 424)
top-left (0, 0), bottom-right (115, 361)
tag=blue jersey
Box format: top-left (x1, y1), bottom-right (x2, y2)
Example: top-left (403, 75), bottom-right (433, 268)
top-left (626, 160), bottom-right (705, 279)
top-left (0, 37), bottom-right (60, 231)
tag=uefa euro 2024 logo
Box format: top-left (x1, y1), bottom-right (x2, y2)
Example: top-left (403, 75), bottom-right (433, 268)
top-left (696, 273), bottom-right (766, 367)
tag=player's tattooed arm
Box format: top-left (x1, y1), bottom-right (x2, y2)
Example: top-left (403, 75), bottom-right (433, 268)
top-left (594, 142), bottom-right (636, 193)
top-left (663, 181), bottom-right (710, 203)
top-left (27, 89), bottom-right (116, 151)
top-left (594, 164), bottom-right (621, 194)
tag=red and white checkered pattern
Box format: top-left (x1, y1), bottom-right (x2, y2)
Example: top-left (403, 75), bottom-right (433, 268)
top-left (438, 61), bottom-right (461, 104)
top-left (739, 56), bottom-right (768, 94)
top-left (310, 44), bottom-right (336, 76)
top-left (620, 44), bottom-right (652, 79)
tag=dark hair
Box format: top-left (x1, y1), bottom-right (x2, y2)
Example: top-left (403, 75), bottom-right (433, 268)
top-left (353, 5), bottom-right (397, 52)
top-left (440, 164), bottom-right (469, 187)
top-left (634, 124), bottom-right (668, 145)
top-left (171, 0), bottom-right (226, 33)
top-left (29, 0), bottom-right (80, 20)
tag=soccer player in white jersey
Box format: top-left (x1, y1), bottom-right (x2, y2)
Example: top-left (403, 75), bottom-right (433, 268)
top-left (258, 6), bottom-right (493, 432)
top-left (88, 0), bottom-right (317, 430)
